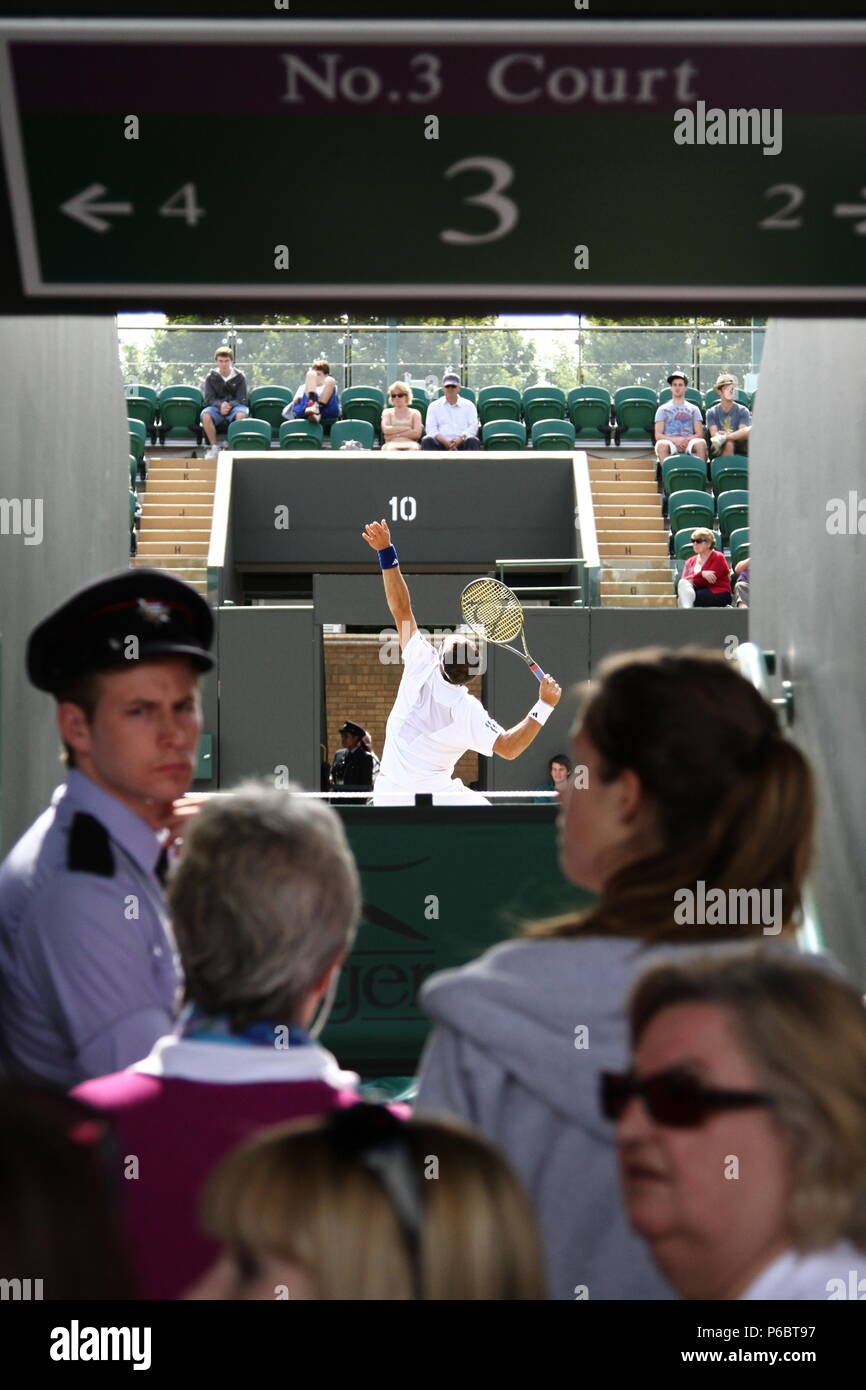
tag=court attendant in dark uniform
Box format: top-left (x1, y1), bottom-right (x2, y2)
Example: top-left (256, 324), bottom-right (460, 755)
top-left (330, 721), bottom-right (375, 792)
top-left (0, 569), bottom-right (213, 1088)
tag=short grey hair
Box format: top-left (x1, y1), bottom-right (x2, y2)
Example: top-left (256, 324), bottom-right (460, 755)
top-left (167, 782), bottom-right (361, 1029)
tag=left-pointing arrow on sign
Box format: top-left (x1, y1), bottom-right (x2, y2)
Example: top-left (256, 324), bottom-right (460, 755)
top-left (60, 184), bottom-right (134, 233)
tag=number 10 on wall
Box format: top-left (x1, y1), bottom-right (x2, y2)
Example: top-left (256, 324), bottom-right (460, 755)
top-left (389, 496), bottom-right (417, 521)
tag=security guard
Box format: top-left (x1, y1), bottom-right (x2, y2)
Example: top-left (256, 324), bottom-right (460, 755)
top-left (330, 720), bottom-right (375, 792)
top-left (0, 568), bottom-right (213, 1088)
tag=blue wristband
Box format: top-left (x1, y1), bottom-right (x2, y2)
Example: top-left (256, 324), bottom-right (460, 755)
top-left (378, 545), bottom-right (399, 570)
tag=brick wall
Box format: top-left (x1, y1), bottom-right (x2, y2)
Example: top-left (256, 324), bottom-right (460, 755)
top-left (323, 633), bottom-right (480, 787)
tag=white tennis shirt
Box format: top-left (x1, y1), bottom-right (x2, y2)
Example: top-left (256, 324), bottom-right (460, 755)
top-left (377, 632), bottom-right (504, 793)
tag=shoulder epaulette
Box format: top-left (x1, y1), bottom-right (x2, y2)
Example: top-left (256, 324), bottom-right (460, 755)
top-left (67, 812), bottom-right (115, 877)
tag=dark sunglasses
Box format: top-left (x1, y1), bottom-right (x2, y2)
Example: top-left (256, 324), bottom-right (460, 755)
top-left (390, 392), bottom-right (407, 398)
top-left (691, 537), bottom-right (707, 543)
top-left (600, 1068), bottom-right (772, 1128)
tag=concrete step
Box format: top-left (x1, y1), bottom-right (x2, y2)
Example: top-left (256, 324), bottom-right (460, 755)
top-left (592, 483), bottom-right (660, 497)
top-left (594, 525), bottom-right (665, 541)
top-left (137, 528), bottom-right (211, 544)
top-left (599, 541), bottom-right (670, 558)
top-left (141, 490), bottom-right (215, 503)
top-left (602, 566), bottom-right (673, 582)
top-left (596, 505), bottom-right (664, 519)
top-left (145, 469), bottom-right (217, 482)
top-left (137, 540), bottom-right (210, 557)
top-left (142, 504), bottom-right (213, 519)
top-left (601, 581), bottom-right (675, 596)
top-left (131, 558), bottom-right (207, 588)
top-left (142, 480), bottom-right (215, 494)
top-left (602, 595), bottom-right (678, 608)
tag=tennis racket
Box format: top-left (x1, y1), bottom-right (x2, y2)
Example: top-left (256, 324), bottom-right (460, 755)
top-left (460, 577), bottom-right (547, 683)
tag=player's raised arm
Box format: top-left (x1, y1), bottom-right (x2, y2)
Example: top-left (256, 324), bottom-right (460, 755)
top-left (493, 674), bottom-right (562, 760)
top-left (362, 520), bottom-right (418, 650)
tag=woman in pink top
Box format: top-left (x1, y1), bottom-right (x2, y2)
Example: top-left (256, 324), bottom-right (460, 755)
top-left (677, 527), bottom-right (732, 608)
top-left (73, 781), bottom-right (364, 1299)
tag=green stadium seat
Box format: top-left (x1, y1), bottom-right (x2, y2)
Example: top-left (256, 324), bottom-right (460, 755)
top-left (408, 394), bottom-right (429, 427)
top-left (129, 452), bottom-right (138, 487)
top-left (124, 384), bottom-right (159, 443)
top-left (729, 527), bottom-right (750, 571)
top-left (566, 387), bottom-right (612, 442)
top-left (522, 387), bottom-right (566, 429)
top-left (703, 389), bottom-right (720, 410)
top-left (481, 420), bottom-right (527, 450)
top-left (341, 386), bottom-right (386, 438)
top-left (435, 386), bottom-right (476, 404)
top-left (331, 419), bottom-right (375, 450)
top-left (478, 385), bottom-right (522, 425)
top-left (749, 390), bottom-right (757, 412)
top-left (734, 389), bottom-right (750, 407)
top-left (717, 489), bottom-right (749, 541)
top-left (279, 419), bottom-right (323, 450)
top-left (531, 418), bottom-right (577, 451)
top-left (128, 417), bottom-right (146, 471)
top-left (668, 489), bottom-right (715, 539)
top-left (662, 456), bottom-right (708, 497)
top-left (158, 385), bottom-right (204, 446)
top-left (711, 457), bottom-right (749, 495)
top-left (672, 526), bottom-right (723, 562)
top-left (658, 386), bottom-right (704, 415)
top-left (129, 487), bottom-right (140, 556)
top-left (613, 387), bottom-right (657, 443)
top-left (227, 417), bottom-right (272, 451)
top-left (248, 385), bottom-right (294, 438)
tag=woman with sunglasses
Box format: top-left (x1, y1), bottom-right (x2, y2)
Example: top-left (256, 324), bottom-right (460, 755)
top-left (677, 528), bottom-right (732, 608)
top-left (610, 948), bottom-right (866, 1299)
top-left (416, 647), bottom-right (823, 1299)
top-left (381, 382), bottom-right (423, 451)
top-left (187, 1105), bottom-right (546, 1299)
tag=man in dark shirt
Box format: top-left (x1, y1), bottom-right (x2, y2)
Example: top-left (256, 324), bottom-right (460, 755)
top-left (200, 348), bottom-right (249, 458)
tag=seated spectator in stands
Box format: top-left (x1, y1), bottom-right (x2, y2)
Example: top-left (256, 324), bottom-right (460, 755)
top-left (381, 383), bottom-right (423, 451)
top-left (677, 529), bottom-right (732, 608)
top-left (534, 753), bottom-right (572, 802)
top-left (415, 647), bottom-right (819, 1299)
top-left (734, 554), bottom-right (750, 608)
top-left (201, 348), bottom-right (249, 458)
top-left (0, 1084), bottom-right (138, 1299)
top-left (188, 1105), bottom-right (546, 1300)
top-left (421, 372), bottom-right (481, 451)
top-left (612, 948), bottom-right (866, 1300)
top-left (330, 719), bottom-right (375, 792)
top-left (654, 371), bottom-right (707, 471)
top-left (73, 781), bottom-right (363, 1300)
top-left (285, 358), bottom-right (340, 426)
top-left (708, 374), bottom-right (751, 456)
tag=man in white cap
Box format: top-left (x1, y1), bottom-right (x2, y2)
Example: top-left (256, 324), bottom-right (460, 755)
top-left (707, 374), bottom-right (752, 456)
top-left (420, 372), bottom-right (481, 451)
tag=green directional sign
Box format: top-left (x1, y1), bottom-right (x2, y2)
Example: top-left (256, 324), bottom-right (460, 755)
top-left (1, 19), bottom-right (865, 303)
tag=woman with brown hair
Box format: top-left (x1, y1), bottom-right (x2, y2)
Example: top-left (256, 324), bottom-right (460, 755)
top-left (611, 948), bottom-right (866, 1299)
top-left (187, 1104), bottom-right (546, 1300)
top-left (415, 646), bottom-right (823, 1300)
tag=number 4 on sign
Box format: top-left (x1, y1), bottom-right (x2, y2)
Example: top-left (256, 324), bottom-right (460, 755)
top-left (159, 184), bottom-right (205, 227)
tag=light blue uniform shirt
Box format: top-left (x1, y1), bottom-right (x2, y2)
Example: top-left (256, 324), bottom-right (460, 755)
top-left (0, 769), bottom-right (181, 1087)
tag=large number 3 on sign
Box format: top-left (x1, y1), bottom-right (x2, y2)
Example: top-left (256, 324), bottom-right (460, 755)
top-left (440, 158), bottom-right (518, 246)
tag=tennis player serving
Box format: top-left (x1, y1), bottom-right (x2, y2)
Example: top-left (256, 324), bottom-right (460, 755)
top-left (362, 520), bottom-right (561, 806)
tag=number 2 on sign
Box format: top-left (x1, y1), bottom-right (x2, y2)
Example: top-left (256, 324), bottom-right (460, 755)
top-left (440, 158), bottom-right (518, 245)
